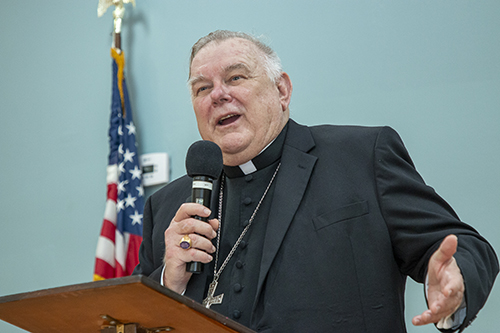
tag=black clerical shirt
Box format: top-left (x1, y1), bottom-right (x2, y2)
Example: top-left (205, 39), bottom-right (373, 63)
top-left (203, 124), bottom-right (288, 326)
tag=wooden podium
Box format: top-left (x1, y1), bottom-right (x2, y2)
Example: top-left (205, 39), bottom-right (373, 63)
top-left (0, 275), bottom-right (255, 333)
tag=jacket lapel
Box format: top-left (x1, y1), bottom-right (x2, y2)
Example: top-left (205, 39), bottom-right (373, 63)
top-left (256, 120), bottom-right (317, 297)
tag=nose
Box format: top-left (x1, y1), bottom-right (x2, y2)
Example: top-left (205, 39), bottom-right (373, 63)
top-left (210, 83), bottom-right (232, 105)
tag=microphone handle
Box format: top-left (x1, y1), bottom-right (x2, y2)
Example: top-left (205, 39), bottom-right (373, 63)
top-left (186, 175), bottom-right (213, 274)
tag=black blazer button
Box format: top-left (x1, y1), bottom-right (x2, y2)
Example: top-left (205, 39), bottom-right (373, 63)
top-left (233, 310), bottom-right (242, 319)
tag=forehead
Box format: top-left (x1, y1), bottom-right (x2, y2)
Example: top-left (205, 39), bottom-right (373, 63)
top-left (190, 38), bottom-right (263, 77)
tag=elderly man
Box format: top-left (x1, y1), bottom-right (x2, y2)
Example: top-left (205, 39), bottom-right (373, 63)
top-left (134, 30), bottom-right (498, 332)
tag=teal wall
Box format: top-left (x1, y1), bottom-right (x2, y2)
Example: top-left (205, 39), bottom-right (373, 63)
top-left (1, 1), bottom-right (498, 332)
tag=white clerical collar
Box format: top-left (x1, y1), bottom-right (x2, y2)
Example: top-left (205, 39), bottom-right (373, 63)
top-left (223, 122), bottom-right (288, 178)
top-left (237, 139), bottom-right (275, 175)
top-left (238, 160), bottom-right (258, 175)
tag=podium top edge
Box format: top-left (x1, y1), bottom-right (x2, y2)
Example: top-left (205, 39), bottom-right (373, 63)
top-left (0, 275), bottom-right (150, 303)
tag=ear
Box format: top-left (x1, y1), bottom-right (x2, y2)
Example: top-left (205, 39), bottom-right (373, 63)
top-left (277, 72), bottom-right (293, 111)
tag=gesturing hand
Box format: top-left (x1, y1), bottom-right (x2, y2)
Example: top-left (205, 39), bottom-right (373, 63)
top-left (412, 234), bottom-right (465, 327)
top-left (162, 203), bottom-right (219, 294)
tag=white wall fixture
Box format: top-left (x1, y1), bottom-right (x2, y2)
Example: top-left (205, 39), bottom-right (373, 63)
top-left (140, 153), bottom-right (169, 186)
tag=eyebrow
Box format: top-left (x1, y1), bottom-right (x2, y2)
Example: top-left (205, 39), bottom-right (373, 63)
top-left (224, 62), bottom-right (251, 74)
top-left (188, 62), bottom-right (252, 89)
top-left (188, 74), bottom-right (206, 89)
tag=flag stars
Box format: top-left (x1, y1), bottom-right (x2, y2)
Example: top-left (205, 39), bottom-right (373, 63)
top-left (119, 161), bottom-right (126, 174)
top-left (129, 165), bottom-right (142, 180)
top-left (124, 193), bottom-right (137, 208)
top-left (123, 148), bottom-right (135, 163)
top-left (118, 179), bottom-right (129, 194)
top-left (118, 125), bottom-right (123, 136)
top-left (136, 186), bottom-right (144, 197)
top-left (116, 199), bottom-right (125, 212)
top-left (126, 122), bottom-right (136, 135)
top-left (130, 210), bottom-right (143, 225)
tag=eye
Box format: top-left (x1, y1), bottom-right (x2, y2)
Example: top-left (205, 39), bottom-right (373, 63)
top-left (194, 85), bottom-right (210, 96)
top-left (229, 73), bottom-right (248, 83)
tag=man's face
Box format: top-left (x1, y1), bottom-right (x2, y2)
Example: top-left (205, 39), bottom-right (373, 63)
top-left (189, 38), bottom-right (291, 166)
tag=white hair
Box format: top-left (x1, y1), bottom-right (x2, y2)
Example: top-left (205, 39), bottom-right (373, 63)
top-left (189, 30), bottom-right (283, 84)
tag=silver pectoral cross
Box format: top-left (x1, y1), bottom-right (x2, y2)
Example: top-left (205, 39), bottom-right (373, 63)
top-left (202, 280), bottom-right (224, 309)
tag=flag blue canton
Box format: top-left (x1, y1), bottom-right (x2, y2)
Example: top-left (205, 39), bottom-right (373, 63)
top-left (110, 59), bottom-right (144, 237)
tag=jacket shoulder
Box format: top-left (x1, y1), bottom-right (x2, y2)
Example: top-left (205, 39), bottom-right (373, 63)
top-left (148, 174), bottom-right (191, 210)
top-left (309, 123), bottom-right (394, 142)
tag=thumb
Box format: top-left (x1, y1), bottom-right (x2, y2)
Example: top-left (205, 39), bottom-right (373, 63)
top-left (432, 234), bottom-right (458, 266)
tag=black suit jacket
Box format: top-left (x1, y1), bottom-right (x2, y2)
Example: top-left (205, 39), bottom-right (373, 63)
top-left (134, 120), bottom-right (498, 332)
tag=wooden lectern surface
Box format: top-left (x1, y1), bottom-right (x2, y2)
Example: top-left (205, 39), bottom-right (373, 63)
top-left (0, 275), bottom-right (255, 333)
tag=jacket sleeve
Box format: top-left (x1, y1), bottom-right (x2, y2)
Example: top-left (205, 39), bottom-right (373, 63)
top-left (132, 176), bottom-right (193, 284)
top-left (373, 126), bottom-right (498, 331)
top-left (132, 195), bottom-right (164, 283)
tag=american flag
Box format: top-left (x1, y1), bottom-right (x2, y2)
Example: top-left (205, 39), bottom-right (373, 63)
top-left (94, 48), bottom-right (144, 280)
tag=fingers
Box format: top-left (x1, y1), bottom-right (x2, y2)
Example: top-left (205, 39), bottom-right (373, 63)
top-left (167, 203), bottom-right (218, 255)
top-left (162, 203), bottom-right (219, 292)
top-left (412, 309), bottom-right (433, 326)
top-left (413, 234), bottom-right (464, 327)
top-left (412, 300), bottom-right (449, 326)
top-left (412, 288), bottom-right (464, 326)
top-left (172, 203), bottom-right (218, 239)
top-left (177, 233), bottom-right (216, 258)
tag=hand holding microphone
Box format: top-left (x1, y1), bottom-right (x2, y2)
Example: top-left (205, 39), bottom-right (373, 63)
top-left (184, 140), bottom-right (223, 273)
top-left (162, 140), bottom-right (223, 292)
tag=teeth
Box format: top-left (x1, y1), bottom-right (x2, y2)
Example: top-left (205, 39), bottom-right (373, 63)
top-left (218, 114), bottom-right (236, 125)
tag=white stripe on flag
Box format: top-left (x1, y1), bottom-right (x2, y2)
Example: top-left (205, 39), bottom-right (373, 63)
top-left (107, 164), bottom-right (119, 184)
top-left (104, 199), bottom-right (117, 225)
top-left (95, 236), bottom-right (116, 268)
top-left (115, 231), bottom-right (130, 269)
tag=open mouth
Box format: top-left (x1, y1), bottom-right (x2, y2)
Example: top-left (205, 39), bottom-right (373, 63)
top-left (218, 114), bottom-right (240, 126)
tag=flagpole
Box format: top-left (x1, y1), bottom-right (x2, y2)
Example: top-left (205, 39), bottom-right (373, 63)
top-left (112, 2), bottom-right (124, 52)
top-left (98, 0), bottom-right (137, 52)
top-left (98, 0), bottom-right (136, 116)
top-left (114, 31), bottom-right (121, 52)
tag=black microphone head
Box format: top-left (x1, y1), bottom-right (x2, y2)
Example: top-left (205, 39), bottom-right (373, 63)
top-left (186, 140), bottom-right (223, 179)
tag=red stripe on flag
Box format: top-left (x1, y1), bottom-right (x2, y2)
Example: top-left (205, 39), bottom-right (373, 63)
top-left (115, 261), bottom-right (126, 278)
top-left (100, 219), bottom-right (116, 241)
top-left (125, 234), bottom-right (142, 275)
top-left (94, 258), bottom-right (115, 280)
top-left (107, 182), bottom-right (118, 202)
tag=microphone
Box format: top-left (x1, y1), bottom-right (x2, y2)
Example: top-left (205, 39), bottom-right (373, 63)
top-left (185, 140), bottom-right (223, 274)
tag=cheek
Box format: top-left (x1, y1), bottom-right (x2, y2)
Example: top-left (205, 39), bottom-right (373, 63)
top-left (196, 121), bottom-right (211, 141)
top-left (252, 94), bottom-right (281, 121)
top-left (193, 98), bottom-right (210, 121)
top-left (192, 105), bottom-right (210, 137)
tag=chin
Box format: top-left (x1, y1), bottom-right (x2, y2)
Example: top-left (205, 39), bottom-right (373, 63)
top-left (218, 133), bottom-right (250, 151)
top-left (220, 143), bottom-right (247, 156)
